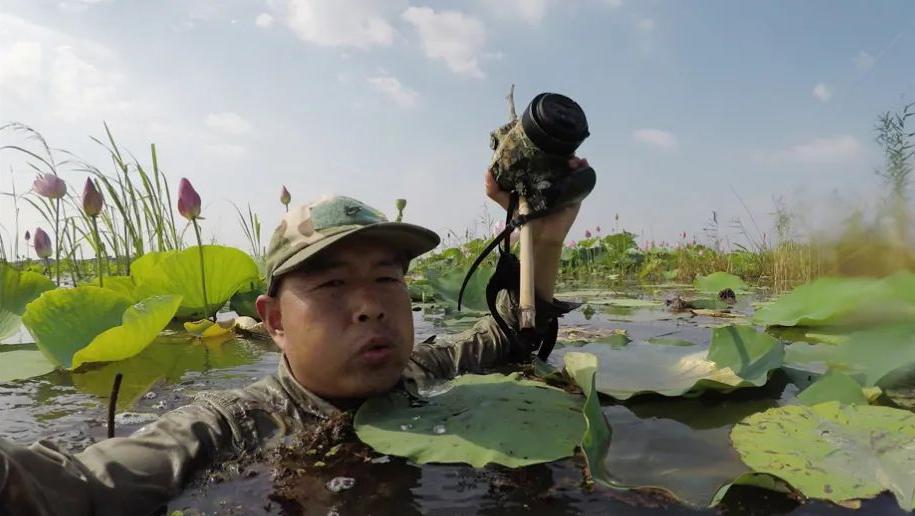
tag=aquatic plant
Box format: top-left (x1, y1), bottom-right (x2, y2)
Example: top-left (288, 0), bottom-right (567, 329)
top-left (82, 178), bottom-right (106, 286)
top-left (394, 198), bottom-right (406, 222)
top-left (280, 185), bottom-right (291, 212)
top-left (177, 178), bottom-right (212, 321)
top-left (0, 262), bottom-right (55, 341)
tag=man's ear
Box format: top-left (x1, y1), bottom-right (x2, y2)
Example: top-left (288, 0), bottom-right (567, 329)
top-left (256, 294), bottom-right (286, 351)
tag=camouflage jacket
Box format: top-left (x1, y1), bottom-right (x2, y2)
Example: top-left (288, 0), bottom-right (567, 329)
top-left (0, 292), bottom-right (573, 516)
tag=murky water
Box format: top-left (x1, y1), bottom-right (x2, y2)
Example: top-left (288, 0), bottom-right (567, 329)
top-left (0, 286), bottom-right (908, 515)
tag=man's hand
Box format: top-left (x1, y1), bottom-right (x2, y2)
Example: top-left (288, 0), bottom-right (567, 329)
top-left (484, 157), bottom-right (590, 300)
top-left (484, 157), bottom-right (588, 246)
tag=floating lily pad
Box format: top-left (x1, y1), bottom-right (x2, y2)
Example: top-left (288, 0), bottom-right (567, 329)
top-left (796, 370), bottom-right (869, 406)
top-left (229, 279), bottom-right (263, 320)
top-left (183, 319), bottom-right (234, 338)
top-left (784, 323), bottom-right (915, 388)
top-left (354, 373), bottom-right (585, 468)
top-left (561, 325), bottom-right (783, 400)
top-left (0, 263), bottom-right (55, 341)
top-left (132, 245), bottom-right (259, 320)
top-left (0, 349), bottom-right (56, 382)
top-left (695, 272), bottom-right (747, 294)
top-left (730, 402), bottom-right (915, 510)
top-left (647, 337), bottom-right (696, 347)
top-left (753, 272), bottom-right (915, 327)
top-left (21, 286), bottom-right (181, 369)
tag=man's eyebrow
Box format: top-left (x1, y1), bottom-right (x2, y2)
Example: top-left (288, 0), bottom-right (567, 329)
top-left (305, 257), bottom-right (402, 273)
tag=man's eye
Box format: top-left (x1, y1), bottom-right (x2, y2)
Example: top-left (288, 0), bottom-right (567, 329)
top-left (378, 276), bottom-right (401, 283)
top-left (319, 279), bottom-right (344, 288)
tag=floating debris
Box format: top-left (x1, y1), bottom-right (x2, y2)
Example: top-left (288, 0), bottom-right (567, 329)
top-left (325, 476), bottom-right (356, 493)
top-left (432, 424), bottom-right (447, 434)
top-left (114, 412), bottom-right (159, 426)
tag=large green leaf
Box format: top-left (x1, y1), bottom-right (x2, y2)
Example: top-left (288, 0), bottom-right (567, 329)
top-left (784, 323), bottom-right (915, 388)
top-left (0, 263), bottom-right (55, 341)
top-left (753, 272), bottom-right (915, 327)
top-left (561, 325), bottom-right (783, 400)
top-left (86, 275), bottom-right (138, 301)
top-left (354, 373), bottom-right (585, 468)
top-left (694, 272), bottom-right (747, 293)
top-left (731, 402), bottom-right (915, 510)
top-left (132, 245), bottom-right (259, 319)
top-left (229, 279), bottom-right (264, 320)
top-left (795, 370), bottom-right (869, 406)
top-left (563, 352), bottom-right (613, 484)
top-left (0, 348), bottom-right (56, 382)
top-left (425, 266), bottom-right (492, 313)
top-left (21, 286), bottom-right (181, 369)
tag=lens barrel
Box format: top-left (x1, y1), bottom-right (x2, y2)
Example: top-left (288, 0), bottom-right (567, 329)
top-left (521, 93), bottom-right (590, 156)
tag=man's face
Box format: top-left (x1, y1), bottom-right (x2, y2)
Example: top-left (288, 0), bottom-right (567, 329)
top-left (256, 236), bottom-right (414, 402)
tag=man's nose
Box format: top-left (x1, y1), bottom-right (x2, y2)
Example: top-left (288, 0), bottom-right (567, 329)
top-left (351, 284), bottom-right (386, 322)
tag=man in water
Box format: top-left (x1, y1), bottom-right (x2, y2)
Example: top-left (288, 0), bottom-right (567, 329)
top-left (0, 160), bottom-right (588, 515)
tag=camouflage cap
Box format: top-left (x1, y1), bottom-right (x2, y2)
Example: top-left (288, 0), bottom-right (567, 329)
top-left (265, 195), bottom-right (439, 295)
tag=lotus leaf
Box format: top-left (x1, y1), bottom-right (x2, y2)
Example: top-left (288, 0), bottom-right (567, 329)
top-left (730, 402), bottom-right (915, 510)
top-left (784, 323), bottom-right (915, 388)
top-left (22, 286), bottom-right (181, 369)
top-left (561, 325), bottom-right (782, 400)
top-left (425, 266), bottom-right (492, 313)
top-left (0, 349), bottom-right (56, 382)
top-left (229, 279), bottom-right (263, 320)
top-left (796, 370), bottom-right (868, 406)
top-left (132, 245), bottom-right (259, 319)
top-left (354, 373), bottom-right (585, 468)
top-left (87, 275), bottom-right (137, 300)
top-left (0, 263), bottom-right (55, 341)
top-left (563, 352), bottom-right (613, 484)
top-left (694, 272), bottom-right (747, 294)
top-left (183, 319), bottom-right (233, 338)
top-left (753, 272), bottom-right (915, 327)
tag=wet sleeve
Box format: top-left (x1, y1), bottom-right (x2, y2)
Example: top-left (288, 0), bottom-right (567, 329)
top-left (408, 290), bottom-right (578, 381)
top-left (0, 402), bottom-right (234, 516)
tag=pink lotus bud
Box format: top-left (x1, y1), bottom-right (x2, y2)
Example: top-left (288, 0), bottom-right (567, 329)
top-left (280, 185), bottom-right (291, 206)
top-left (493, 221), bottom-right (506, 236)
top-left (33, 173), bottom-right (67, 199)
top-left (33, 228), bottom-right (52, 258)
top-left (24, 230), bottom-right (30, 241)
top-left (585, 230), bottom-right (592, 239)
top-left (82, 178), bottom-right (104, 217)
top-left (596, 226), bottom-right (601, 233)
top-left (177, 178), bottom-right (201, 220)
top-left (568, 240), bottom-right (576, 248)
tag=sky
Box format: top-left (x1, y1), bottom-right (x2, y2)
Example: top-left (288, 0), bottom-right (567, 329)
top-left (1, 0), bottom-right (914, 258)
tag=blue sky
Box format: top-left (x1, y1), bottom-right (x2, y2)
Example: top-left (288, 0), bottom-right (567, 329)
top-left (1, 0), bottom-right (913, 255)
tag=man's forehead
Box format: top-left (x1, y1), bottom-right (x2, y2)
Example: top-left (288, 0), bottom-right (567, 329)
top-left (304, 238), bottom-right (403, 271)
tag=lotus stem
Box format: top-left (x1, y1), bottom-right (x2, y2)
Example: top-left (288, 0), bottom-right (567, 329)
top-left (192, 219), bottom-right (213, 322)
top-left (91, 216), bottom-right (104, 287)
top-left (53, 198), bottom-right (60, 286)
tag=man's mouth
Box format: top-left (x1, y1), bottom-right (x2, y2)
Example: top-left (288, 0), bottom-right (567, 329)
top-left (358, 337), bottom-right (395, 363)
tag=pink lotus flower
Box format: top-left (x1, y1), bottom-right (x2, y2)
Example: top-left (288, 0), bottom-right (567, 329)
top-left (33, 228), bottom-right (52, 258)
top-left (280, 185), bottom-right (291, 206)
top-left (33, 173), bottom-right (67, 199)
top-left (177, 178), bottom-right (201, 220)
top-left (492, 221), bottom-right (520, 245)
top-left (82, 178), bottom-right (104, 217)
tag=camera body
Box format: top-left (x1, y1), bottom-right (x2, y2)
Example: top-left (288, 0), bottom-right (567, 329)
top-left (488, 92), bottom-right (593, 213)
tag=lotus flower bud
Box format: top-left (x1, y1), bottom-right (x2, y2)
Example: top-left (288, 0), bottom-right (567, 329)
top-left (585, 230), bottom-right (592, 239)
top-left (33, 173), bottom-right (67, 199)
top-left (33, 228), bottom-right (52, 258)
top-left (596, 226), bottom-right (601, 233)
top-left (82, 178), bottom-right (104, 217)
top-left (280, 185), bottom-right (291, 206)
top-left (177, 178), bottom-right (201, 220)
top-left (395, 198), bottom-right (406, 211)
top-left (24, 230), bottom-right (30, 241)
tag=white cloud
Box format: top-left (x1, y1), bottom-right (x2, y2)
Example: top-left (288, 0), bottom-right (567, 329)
top-left (636, 18), bottom-right (655, 31)
top-left (283, 0), bottom-right (400, 49)
top-left (812, 83), bottom-right (831, 103)
top-left (632, 128), bottom-right (678, 150)
top-left (367, 73), bottom-right (418, 108)
top-left (204, 143), bottom-right (249, 160)
top-left (776, 135), bottom-right (862, 165)
top-left (853, 50), bottom-right (875, 72)
top-left (255, 13), bottom-right (274, 28)
top-left (0, 13), bottom-right (135, 121)
top-left (401, 7), bottom-right (486, 78)
top-left (205, 112), bottom-right (252, 135)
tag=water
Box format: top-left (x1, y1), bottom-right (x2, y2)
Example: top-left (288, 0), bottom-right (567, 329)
top-left (0, 286), bottom-right (909, 515)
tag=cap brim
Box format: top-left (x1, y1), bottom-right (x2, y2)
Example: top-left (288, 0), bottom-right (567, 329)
top-left (268, 222), bottom-right (440, 294)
